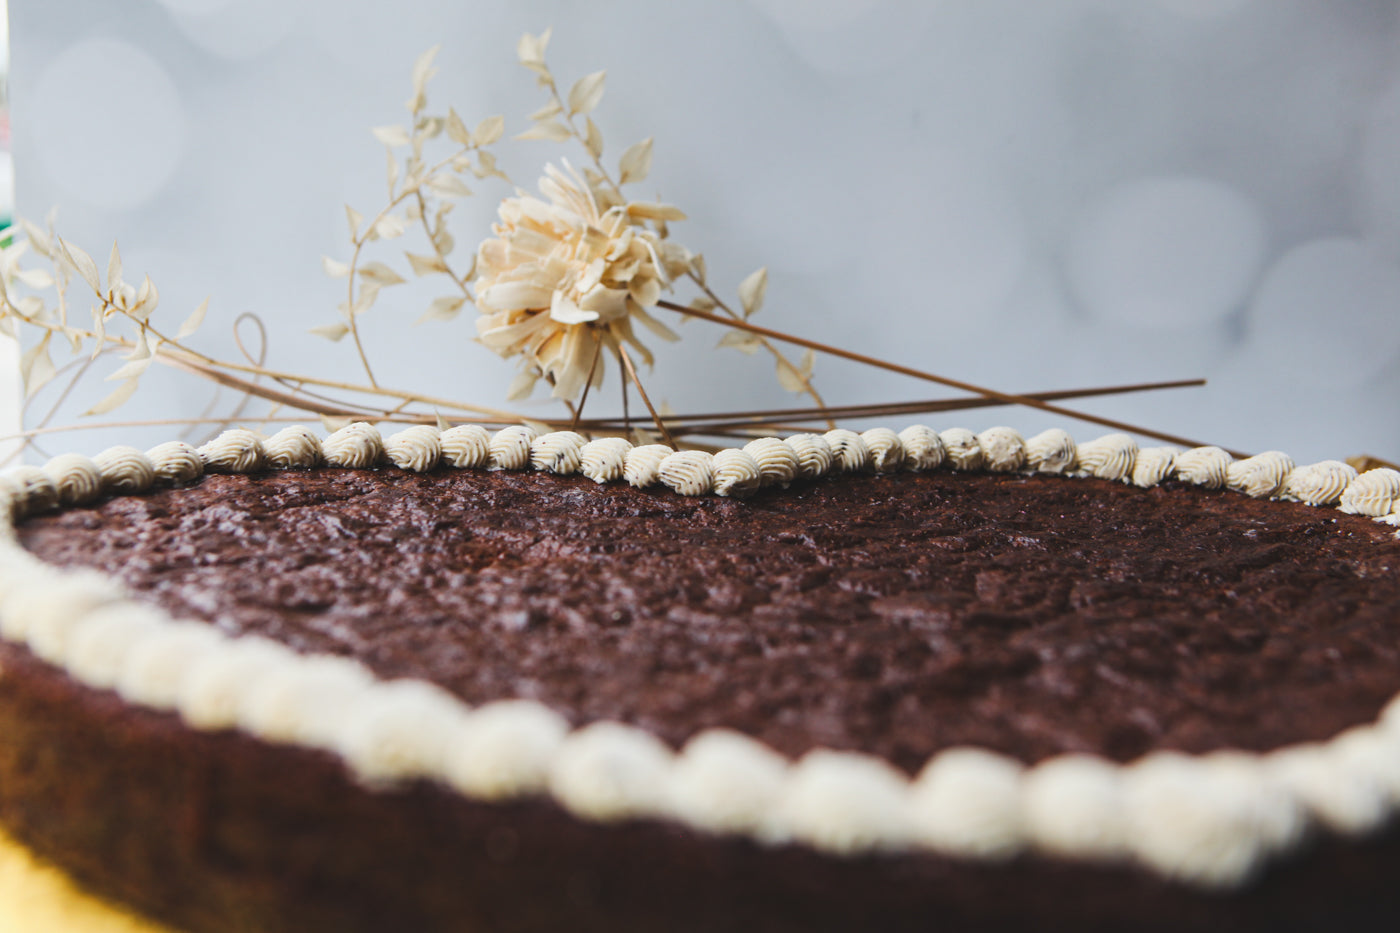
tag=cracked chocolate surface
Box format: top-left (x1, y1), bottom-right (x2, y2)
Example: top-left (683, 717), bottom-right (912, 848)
top-left (18, 467), bottom-right (1400, 771)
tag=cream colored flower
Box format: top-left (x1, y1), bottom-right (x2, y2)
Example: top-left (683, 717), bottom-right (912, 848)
top-left (474, 163), bottom-right (689, 400)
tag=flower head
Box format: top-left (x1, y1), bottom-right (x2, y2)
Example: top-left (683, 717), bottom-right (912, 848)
top-left (473, 163), bottom-right (689, 400)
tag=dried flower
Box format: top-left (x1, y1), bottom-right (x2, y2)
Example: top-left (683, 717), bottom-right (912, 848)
top-left (473, 162), bottom-right (689, 400)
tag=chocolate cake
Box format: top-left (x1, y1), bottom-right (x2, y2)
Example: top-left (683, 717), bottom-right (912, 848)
top-left (2, 421), bottom-right (1400, 932)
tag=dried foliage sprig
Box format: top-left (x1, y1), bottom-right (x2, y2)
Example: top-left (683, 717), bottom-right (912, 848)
top-left (0, 30), bottom-right (1219, 462)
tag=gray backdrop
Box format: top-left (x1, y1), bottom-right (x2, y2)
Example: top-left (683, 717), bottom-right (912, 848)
top-left (7, 0), bottom-right (1400, 463)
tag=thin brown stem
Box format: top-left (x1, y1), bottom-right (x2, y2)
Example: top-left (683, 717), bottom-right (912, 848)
top-left (657, 299), bottom-right (1246, 457)
top-left (570, 331), bottom-right (605, 434)
top-left (617, 346), bottom-right (675, 449)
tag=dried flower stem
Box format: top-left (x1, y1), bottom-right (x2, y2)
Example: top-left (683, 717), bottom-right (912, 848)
top-left (658, 300), bottom-right (1245, 457)
top-left (618, 345), bottom-right (676, 449)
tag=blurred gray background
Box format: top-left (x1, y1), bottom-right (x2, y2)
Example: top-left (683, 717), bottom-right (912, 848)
top-left (5, 0), bottom-right (1399, 463)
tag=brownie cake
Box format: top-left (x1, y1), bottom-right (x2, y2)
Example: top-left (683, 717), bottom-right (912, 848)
top-left (2, 421), bottom-right (1400, 932)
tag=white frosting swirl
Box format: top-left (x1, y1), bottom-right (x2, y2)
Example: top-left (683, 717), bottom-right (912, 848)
top-left (823, 429), bottom-right (871, 473)
top-left (116, 622), bottom-right (228, 711)
top-left (579, 437), bottom-right (633, 484)
top-left (668, 729), bottom-right (790, 838)
top-left (93, 445), bottom-right (156, 494)
top-left (146, 441), bottom-right (205, 484)
top-left (1281, 460), bottom-right (1357, 507)
top-left (784, 434), bottom-right (835, 480)
top-left (176, 635), bottom-right (301, 731)
top-left (658, 450), bottom-right (715, 497)
top-left (1226, 451), bottom-right (1296, 499)
top-left (1339, 467), bottom-right (1400, 518)
top-left (445, 700), bottom-right (571, 800)
top-left (530, 431), bottom-right (586, 475)
top-left (910, 748), bottom-right (1026, 861)
top-left (773, 750), bottom-right (911, 855)
top-left (976, 426), bottom-right (1026, 473)
top-left (1075, 433), bottom-right (1139, 482)
top-left (549, 721), bottom-right (674, 822)
top-left (711, 448), bottom-right (762, 497)
top-left (337, 679), bottom-right (467, 786)
top-left (237, 654), bottom-right (376, 749)
top-left (322, 422), bottom-right (384, 470)
top-left (1122, 752), bottom-right (1278, 888)
top-left (488, 425), bottom-right (537, 470)
top-left (1265, 743), bottom-right (1390, 835)
top-left (1022, 755), bottom-right (1129, 859)
top-left (63, 604), bottom-right (166, 689)
top-left (439, 424), bottom-right (492, 469)
top-left (385, 425), bottom-right (443, 473)
top-left (1132, 447), bottom-right (1177, 488)
top-left (897, 425), bottom-right (945, 471)
top-left (1172, 446), bottom-right (1233, 489)
top-left (939, 428), bottom-right (983, 471)
top-left (198, 428), bottom-right (265, 473)
top-left (44, 453), bottom-right (104, 506)
top-left (3, 465), bottom-right (59, 514)
top-left (262, 426), bottom-right (323, 469)
top-left (623, 444), bottom-right (672, 487)
top-left (0, 567), bottom-right (125, 645)
top-left (1025, 429), bottom-right (1077, 474)
top-left (742, 438), bottom-right (799, 487)
top-left (860, 428), bottom-right (905, 473)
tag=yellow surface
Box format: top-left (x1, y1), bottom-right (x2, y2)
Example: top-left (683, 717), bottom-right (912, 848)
top-left (0, 823), bottom-right (177, 933)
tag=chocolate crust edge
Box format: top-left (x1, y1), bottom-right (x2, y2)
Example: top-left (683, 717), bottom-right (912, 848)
top-left (4, 640), bottom-right (1400, 933)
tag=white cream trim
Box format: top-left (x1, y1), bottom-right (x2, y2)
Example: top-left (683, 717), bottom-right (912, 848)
top-left (3, 423), bottom-right (1400, 889)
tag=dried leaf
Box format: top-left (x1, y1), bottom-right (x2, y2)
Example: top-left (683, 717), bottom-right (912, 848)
top-left (106, 242), bottom-right (123, 295)
top-left (352, 282), bottom-right (382, 316)
top-left (15, 266), bottom-right (55, 289)
top-left (626, 201), bottom-right (686, 222)
top-left (507, 370), bottom-right (539, 400)
top-left (516, 28), bottom-right (552, 65)
top-left (618, 138), bottom-right (653, 185)
top-left (427, 172), bottom-right (473, 198)
top-left (322, 256), bottom-right (351, 278)
top-left (435, 411), bottom-right (451, 431)
top-left (20, 332), bottom-right (55, 395)
top-left (320, 414), bottom-right (352, 433)
top-left (567, 70), bottom-right (606, 116)
top-left (372, 214), bottom-right (407, 240)
top-left (84, 376), bottom-right (140, 416)
top-left (406, 252), bottom-right (450, 276)
top-left (415, 295), bottom-right (466, 324)
top-left (309, 321), bottom-right (351, 341)
top-left (717, 330), bottom-right (762, 355)
top-left (105, 353), bottom-right (155, 383)
top-left (386, 148), bottom-right (400, 196)
top-left (128, 274), bottom-right (159, 322)
top-left (59, 238), bottom-right (101, 293)
top-left (690, 253), bottom-right (707, 282)
top-left (473, 114), bottom-right (505, 146)
top-left (373, 125), bottom-right (412, 148)
top-left (775, 356), bottom-right (806, 393)
top-left (515, 120), bottom-right (572, 143)
top-left (346, 205), bottom-right (364, 240)
top-left (176, 296), bottom-right (209, 339)
top-left (529, 99), bottom-right (564, 122)
top-left (358, 261), bottom-right (407, 286)
top-left (446, 108), bottom-right (471, 147)
top-left (19, 218), bottom-right (52, 258)
top-left (584, 117), bottom-right (604, 160)
top-left (738, 266), bottom-right (768, 318)
top-left (409, 46), bottom-right (440, 113)
top-left (800, 347), bottom-right (815, 377)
